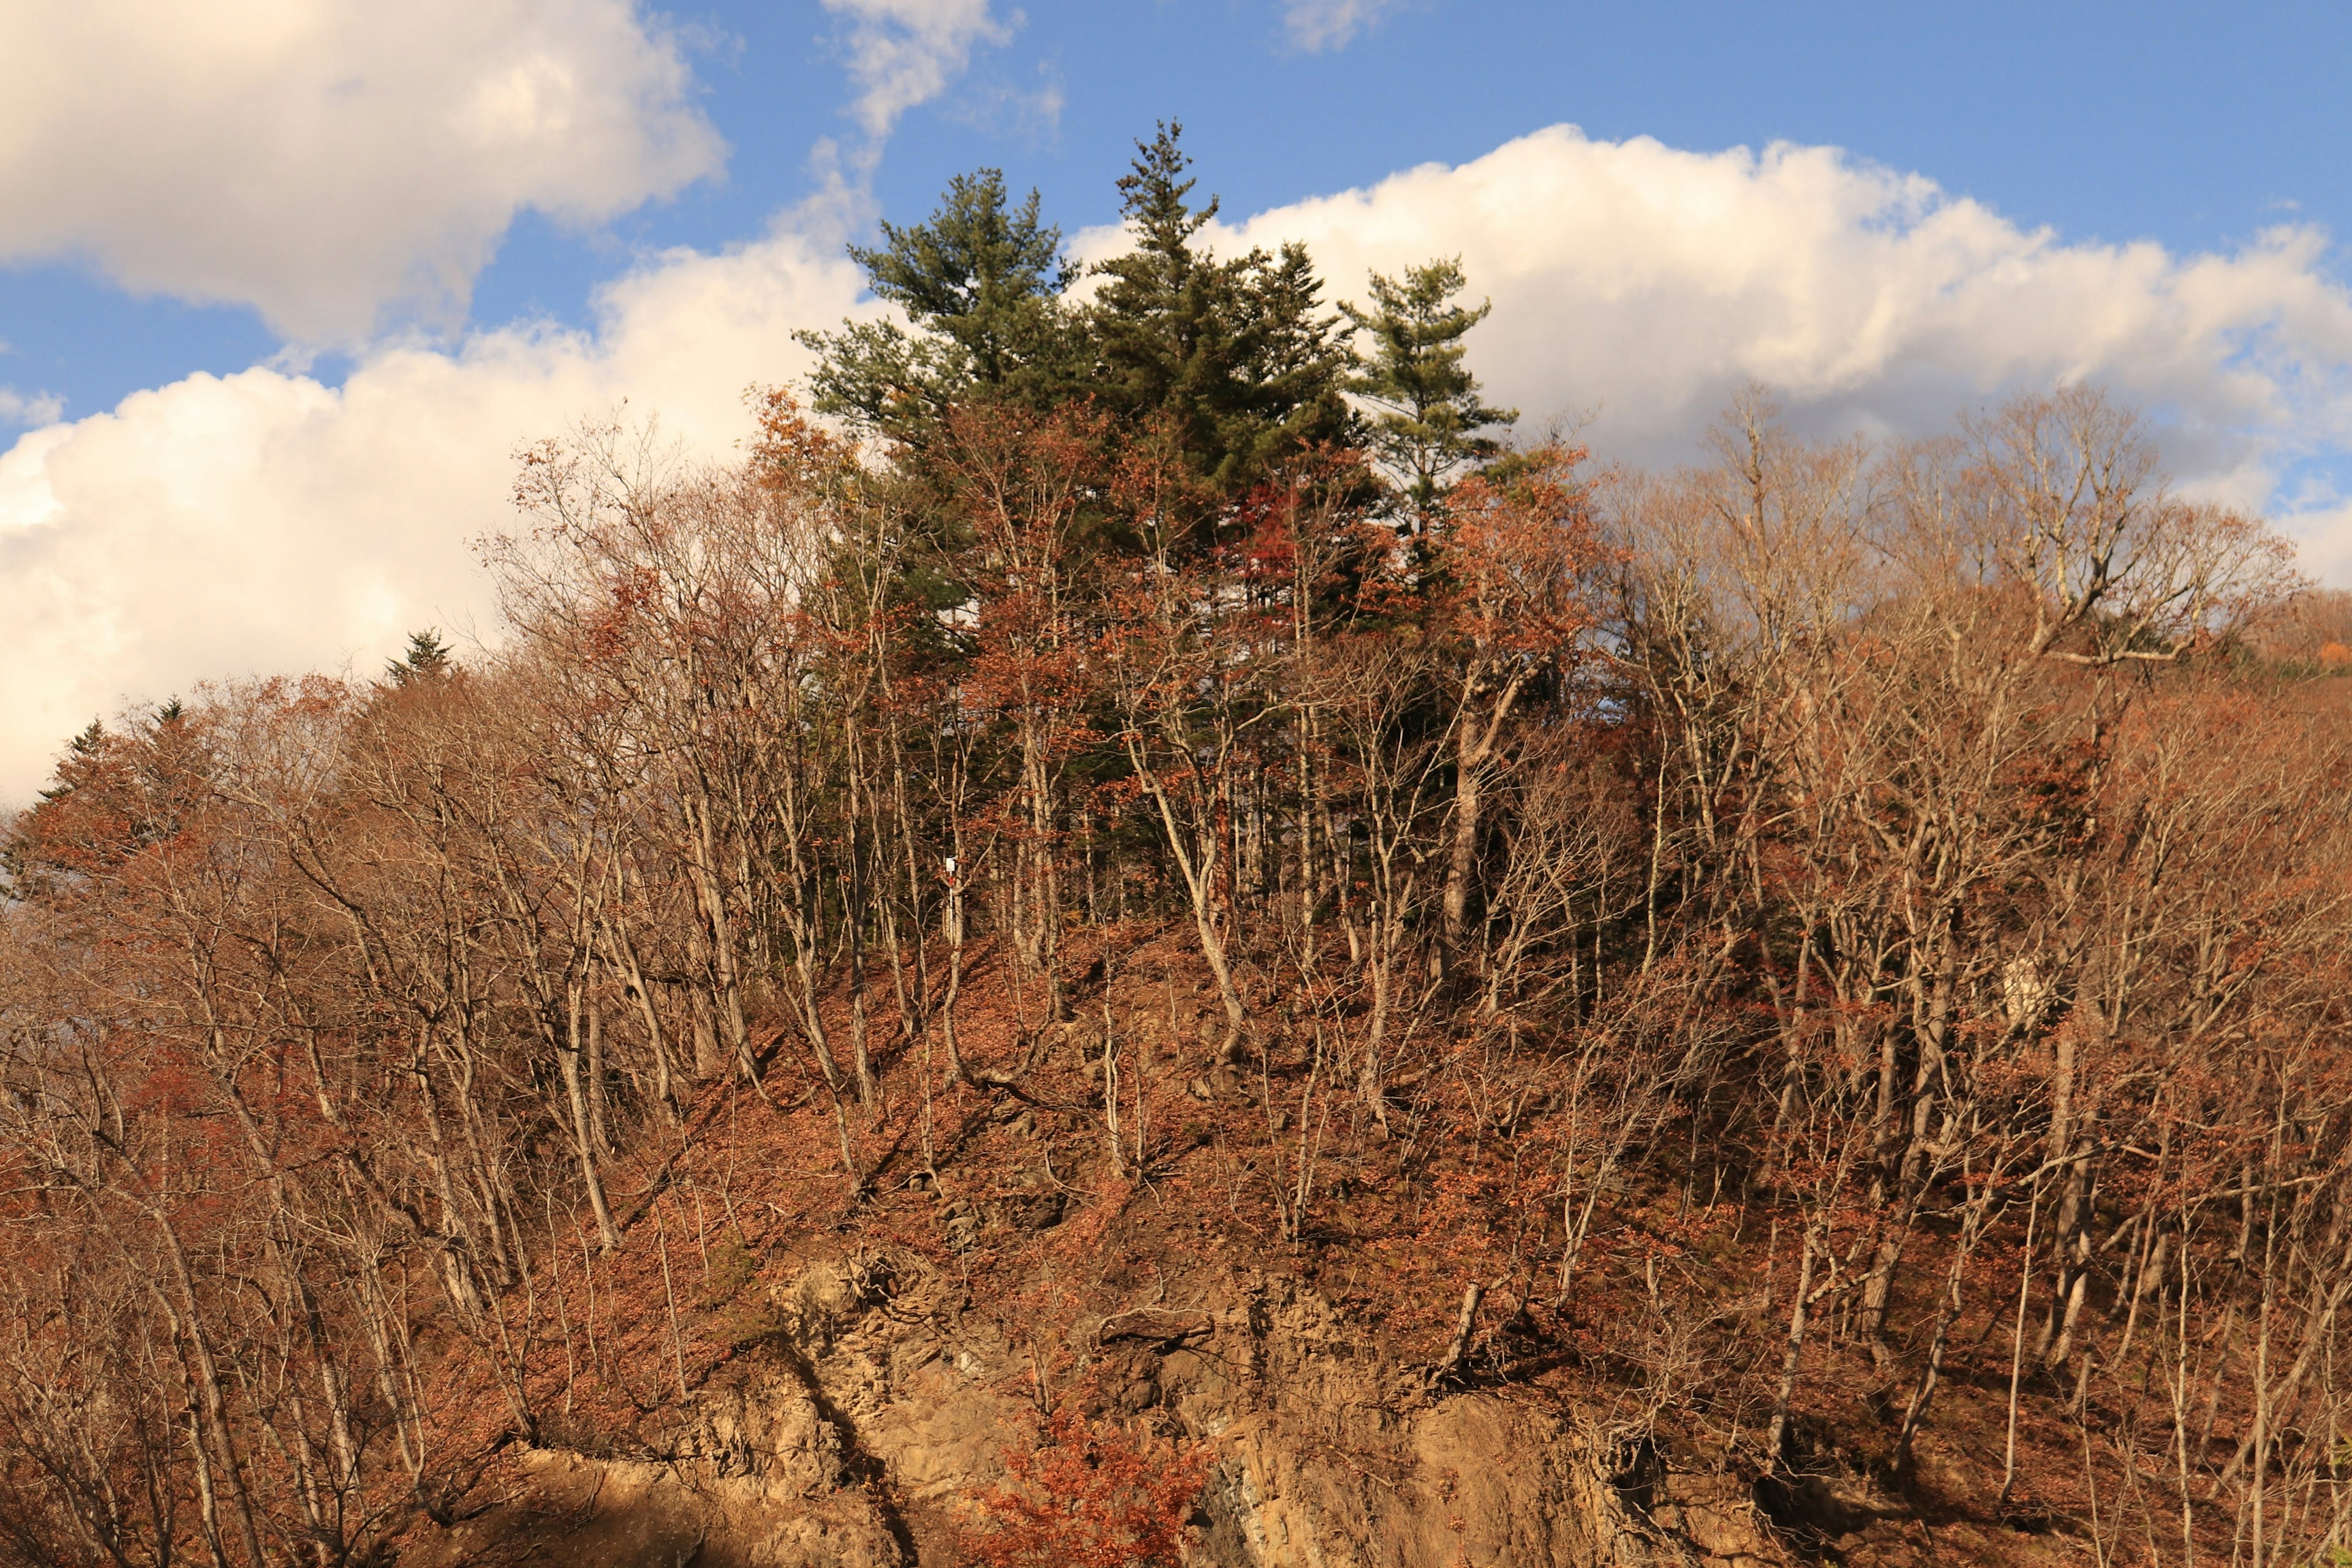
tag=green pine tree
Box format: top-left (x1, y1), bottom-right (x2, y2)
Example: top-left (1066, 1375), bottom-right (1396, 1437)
top-left (1088, 123), bottom-right (1227, 434)
top-left (1342, 258), bottom-right (1518, 523)
top-left (1088, 124), bottom-right (1353, 519)
top-left (386, 629), bottom-right (453, 685)
top-left (801, 169), bottom-right (1083, 443)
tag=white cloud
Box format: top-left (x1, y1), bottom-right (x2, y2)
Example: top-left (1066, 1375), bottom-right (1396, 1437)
top-left (0, 0), bottom-right (724, 342)
top-left (1115, 125), bottom-right (2352, 570)
top-left (1283, 0), bottom-right (1400, 51)
top-left (821, 0), bottom-right (1012, 141)
top-left (0, 388), bottom-right (64, 428)
top-left (0, 222), bottom-right (867, 798)
top-left (13, 123), bottom-right (2352, 799)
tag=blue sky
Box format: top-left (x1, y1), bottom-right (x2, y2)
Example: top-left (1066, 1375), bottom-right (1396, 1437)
top-left (6, 0), bottom-right (2352, 797)
top-left (10, 2), bottom-right (2350, 419)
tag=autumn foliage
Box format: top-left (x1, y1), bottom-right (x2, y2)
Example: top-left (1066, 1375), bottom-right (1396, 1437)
top-left (965, 1411), bottom-right (1209, 1568)
top-left (1, 357), bottom-right (2348, 1568)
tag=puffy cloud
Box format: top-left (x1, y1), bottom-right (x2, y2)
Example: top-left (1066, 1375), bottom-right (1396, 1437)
top-left (0, 0), bottom-right (724, 341)
top-left (0, 223), bottom-right (867, 797)
top-left (13, 123), bottom-right (2352, 798)
top-left (821, 0), bottom-right (1013, 141)
top-left (1281, 0), bottom-right (1401, 52)
top-left (1194, 129), bottom-right (2352, 468)
top-left (1135, 124), bottom-right (2352, 568)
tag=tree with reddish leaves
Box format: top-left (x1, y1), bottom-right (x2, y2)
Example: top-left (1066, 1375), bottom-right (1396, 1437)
top-left (965, 1411), bottom-right (1209, 1568)
top-left (1422, 443), bottom-right (1607, 960)
top-left (10, 211), bottom-right (2352, 1568)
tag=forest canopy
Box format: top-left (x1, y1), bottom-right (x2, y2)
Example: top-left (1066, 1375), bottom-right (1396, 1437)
top-left (2, 127), bottom-right (2348, 1568)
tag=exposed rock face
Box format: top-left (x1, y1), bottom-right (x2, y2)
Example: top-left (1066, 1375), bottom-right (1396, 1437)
top-left (410, 1256), bottom-right (1792, 1568)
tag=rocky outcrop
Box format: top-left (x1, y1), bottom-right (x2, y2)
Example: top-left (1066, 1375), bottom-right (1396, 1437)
top-left (409, 1254), bottom-right (1793, 1567)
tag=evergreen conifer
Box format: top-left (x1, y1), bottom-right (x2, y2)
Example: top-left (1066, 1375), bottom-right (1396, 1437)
top-left (1342, 258), bottom-right (1518, 523)
top-left (386, 629), bottom-right (453, 685)
top-left (1088, 124), bottom-right (1353, 515)
top-left (800, 169), bottom-right (1082, 443)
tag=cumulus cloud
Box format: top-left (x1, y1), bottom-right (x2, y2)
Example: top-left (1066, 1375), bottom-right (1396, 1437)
top-left (0, 0), bottom-right (725, 342)
top-left (0, 223), bottom-right (867, 798)
top-left (13, 123), bottom-right (2352, 798)
top-left (1282, 0), bottom-right (1401, 52)
top-left (821, 0), bottom-right (1013, 141)
top-left (1110, 126), bottom-right (2352, 565)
